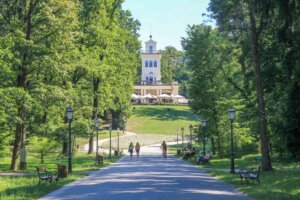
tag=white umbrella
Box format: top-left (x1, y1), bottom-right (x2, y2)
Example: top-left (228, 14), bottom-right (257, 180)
top-left (131, 94), bottom-right (139, 99)
top-left (158, 94), bottom-right (171, 98)
top-left (171, 94), bottom-right (184, 99)
top-left (143, 94), bottom-right (155, 99)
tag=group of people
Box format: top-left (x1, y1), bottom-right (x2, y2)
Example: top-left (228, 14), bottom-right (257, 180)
top-left (128, 142), bottom-right (141, 159)
top-left (128, 141), bottom-right (168, 159)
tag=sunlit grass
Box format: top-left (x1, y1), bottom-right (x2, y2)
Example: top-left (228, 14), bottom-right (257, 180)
top-left (0, 153), bottom-right (122, 199)
top-left (127, 105), bottom-right (198, 135)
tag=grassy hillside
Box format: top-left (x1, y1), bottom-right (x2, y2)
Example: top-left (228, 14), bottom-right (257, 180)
top-left (126, 105), bottom-right (198, 135)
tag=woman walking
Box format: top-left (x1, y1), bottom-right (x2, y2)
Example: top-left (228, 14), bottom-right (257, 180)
top-left (135, 142), bottom-right (141, 157)
top-left (160, 141), bottom-right (167, 159)
top-left (128, 142), bottom-right (134, 159)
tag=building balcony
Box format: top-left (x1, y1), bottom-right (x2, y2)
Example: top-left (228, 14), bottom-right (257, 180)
top-left (141, 50), bottom-right (162, 54)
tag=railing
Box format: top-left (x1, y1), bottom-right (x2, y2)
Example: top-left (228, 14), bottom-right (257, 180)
top-left (140, 50), bottom-right (162, 54)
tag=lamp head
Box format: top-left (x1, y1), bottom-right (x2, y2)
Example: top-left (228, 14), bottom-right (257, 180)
top-left (202, 118), bottom-right (207, 127)
top-left (66, 107), bottom-right (73, 120)
top-left (228, 108), bottom-right (236, 120)
top-left (189, 124), bottom-right (193, 132)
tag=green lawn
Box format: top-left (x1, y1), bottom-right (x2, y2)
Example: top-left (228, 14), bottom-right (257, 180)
top-left (0, 153), bottom-right (122, 199)
top-left (127, 105), bottom-right (198, 135)
top-left (177, 152), bottom-right (300, 200)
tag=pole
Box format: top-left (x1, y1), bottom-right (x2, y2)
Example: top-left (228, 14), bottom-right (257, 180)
top-left (117, 130), bottom-right (120, 152)
top-left (190, 129), bottom-right (192, 149)
top-left (68, 121), bottom-right (72, 173)
top-left (181, 130), bottom-right (184, 152)
top-left (176, 130), bottom-right (178, 154)
top-left (230, 119), bottom-right (235, 173)
top-left (96, 128), bottom-right (99, 156)
top-left (203, 126), bottom-right (206, 155)
top-left (109, 119), bottom-right (112, 158)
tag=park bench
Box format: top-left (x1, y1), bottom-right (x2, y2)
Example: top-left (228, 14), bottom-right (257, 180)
top-left (36, 166), bottom-right (58, 184)
top-left (93, 155), bottom-right (104, 166)
top-left (196, 153), bottom-right (212, 165)
top-left (239, 166), bottom-right (261, 184)
top-left (183, 150), bottom-right (196, 160)
top-left (254, 156), bottom-right (262, 163)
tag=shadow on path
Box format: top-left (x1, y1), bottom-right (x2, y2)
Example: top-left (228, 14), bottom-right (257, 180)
top-left (40, 155), bottom-right (252, 200)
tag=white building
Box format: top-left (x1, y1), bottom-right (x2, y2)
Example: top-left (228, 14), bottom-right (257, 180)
top-left (134, 36), bottom-right (179, 99)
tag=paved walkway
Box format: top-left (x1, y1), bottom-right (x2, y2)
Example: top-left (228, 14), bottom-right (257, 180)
top-left (40, 149), bottom-right (251, 200)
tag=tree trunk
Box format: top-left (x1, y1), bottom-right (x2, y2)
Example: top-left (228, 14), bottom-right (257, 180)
top-left (10, 0), bottom-right (35, 171)
top-left (41, 153), bottom-right (44, 164)
top-left (248, 0), bottom-right (272, 171)
top-left (211, 137), bottom-right (216, 155)
top-left (10, 123), bottom-right (23, 171)
top-left (212, 107), bottom-right (223, 158)
top-left (88, 77), bottom-right (100, 154)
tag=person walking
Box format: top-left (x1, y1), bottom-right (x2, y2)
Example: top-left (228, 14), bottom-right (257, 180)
top-left (135, 142), bottom-right (141, 158)
top-left (160, 141), bottom-right (167, 159)
top-left (128, 142), bottom-right (134, 159)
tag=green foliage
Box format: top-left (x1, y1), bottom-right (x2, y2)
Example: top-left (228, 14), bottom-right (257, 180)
top-left (30, 137), bottom-right (60, 163)
top-left (0, 0), bottom-right (140, 170)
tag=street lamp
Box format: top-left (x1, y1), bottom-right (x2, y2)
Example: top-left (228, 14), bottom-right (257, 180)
top-left (117, 128), bottom-right (120, 153)
top-left (228, 108), bottom-right (236, 174)
top-left (176, 129), bottom-right (179, 155)
top-left (109, 118), bottom-right (112, 158)
top-left (181, 127), bottom-right (184, 152)
top-left (189, 124), bottom-right (193, 149)
top-left (95, 117), bottom-right (100, 157)
top-left (201, 118), bottom-right (207, 155)
top-left (66, 107), bottom-right (73, 173)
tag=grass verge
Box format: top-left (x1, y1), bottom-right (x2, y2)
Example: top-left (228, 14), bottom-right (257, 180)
top-left (176, 152), bottom-right (300, 200)
top-left (0, 153), bottom-right (122, 199)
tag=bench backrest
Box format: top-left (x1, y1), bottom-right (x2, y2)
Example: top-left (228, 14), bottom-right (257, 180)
top-left (36, 166), bottom-right (47, 176)
top-left (204, 153), bottom-right (211, 159)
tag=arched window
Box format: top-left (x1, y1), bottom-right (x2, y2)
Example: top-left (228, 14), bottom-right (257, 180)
top-left (149, 60), bottom-right (153, 67)
top-left (149, 46), bottom-right (153, 53)
top-left (154, 60), bottom-right (157, 67)
top-left (145, 60), bottom-right (148, 67)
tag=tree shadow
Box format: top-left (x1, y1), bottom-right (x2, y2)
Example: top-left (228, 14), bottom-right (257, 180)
top-left (133, 107), bottom-right (198, 121)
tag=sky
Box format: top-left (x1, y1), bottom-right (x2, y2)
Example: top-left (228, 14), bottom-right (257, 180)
top-left (122, 0), bottom-right (212, 51)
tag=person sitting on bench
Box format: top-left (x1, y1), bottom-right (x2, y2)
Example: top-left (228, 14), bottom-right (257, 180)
top-left (197, 152), bottom-right (211, 164)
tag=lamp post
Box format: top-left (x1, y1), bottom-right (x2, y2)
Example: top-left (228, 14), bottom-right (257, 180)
top-left (95, 117), bottom-right (100, 157)
top-left (109, 118), bottom-right (112, 158)
top-left (176, 129), bottom-right (179, 155)
top-left (189, 124), bottom-right (193, 149)
top-left (201, 118), bottom-right (207, 155)
top-left (181, 127), bottom-right (184, 152)
top-left (66, 107), bottom-right (73, 173)
top-left (117, 128), bottom-right (120, 153)
top-left (228, 108), bottom-right (236, 174)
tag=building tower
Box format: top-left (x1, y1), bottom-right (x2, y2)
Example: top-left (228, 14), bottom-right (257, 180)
top-left (141, 35), bottom-right (162, 85)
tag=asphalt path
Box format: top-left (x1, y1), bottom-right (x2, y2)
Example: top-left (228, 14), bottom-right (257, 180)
top-left (40, 152), bottom-right (251, 200)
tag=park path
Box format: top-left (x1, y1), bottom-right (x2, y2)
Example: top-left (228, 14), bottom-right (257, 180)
top-left (40, 147), bottom-right (251, 200)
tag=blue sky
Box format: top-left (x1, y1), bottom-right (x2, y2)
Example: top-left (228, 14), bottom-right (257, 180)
top-left (122, 0), bottom-right (212, 50)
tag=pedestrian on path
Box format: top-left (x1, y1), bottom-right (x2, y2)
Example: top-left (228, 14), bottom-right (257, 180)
top-left (128, 142), bottom-right (134, 159)
top-left (135, 142), bottom-right (141, 157)
top-left (160, 141), bottom-right (167, 159)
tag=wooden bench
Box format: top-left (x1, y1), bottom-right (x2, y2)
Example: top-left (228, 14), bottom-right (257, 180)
top-left (183, 150), bottom-right (196, 160)
top-left (36, 166), bottom-right (58, 184)
top-left (93, 155), bottom-right (104, 166)
top-left (239, 167), bottom-right (261, 184)
top-left (254, 156), bottom-right (262, 163)
top-left (196, 153), bottom-right (212, 165)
